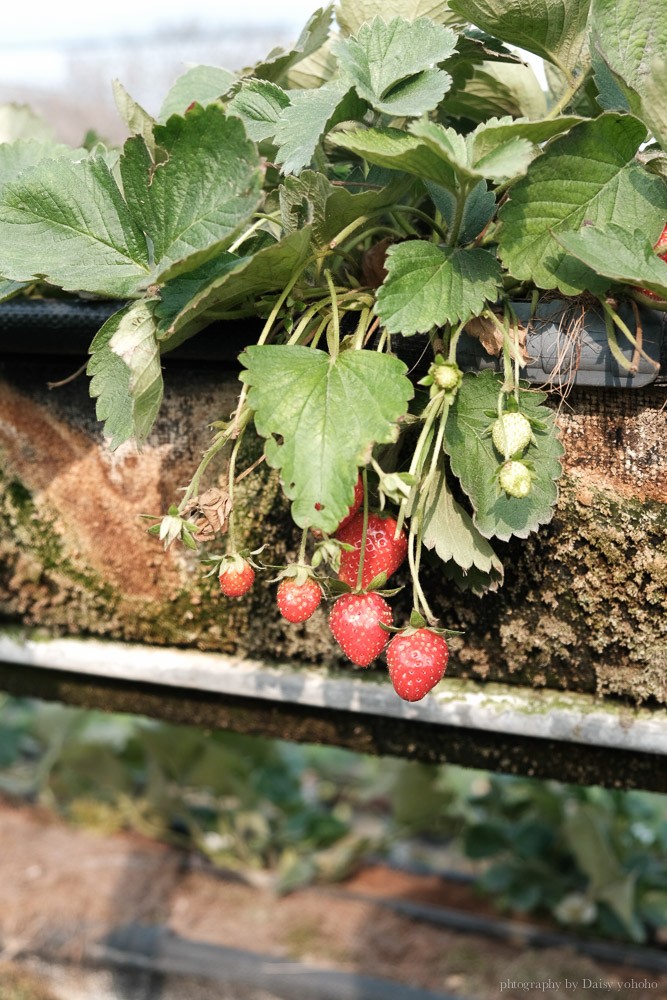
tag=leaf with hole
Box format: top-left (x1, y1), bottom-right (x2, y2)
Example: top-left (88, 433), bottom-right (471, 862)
top-left (240, 345), bottom-right (413, 532)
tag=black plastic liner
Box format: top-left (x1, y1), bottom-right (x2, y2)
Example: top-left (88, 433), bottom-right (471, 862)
top-left (0, 297), bottom-right (665, 387)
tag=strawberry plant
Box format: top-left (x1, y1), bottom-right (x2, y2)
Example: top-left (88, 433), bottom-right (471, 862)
top-left (0, 0), bottom-right (666, 699)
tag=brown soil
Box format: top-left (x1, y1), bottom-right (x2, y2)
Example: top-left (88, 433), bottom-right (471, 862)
top-left (0, 798), bottom-right (665, 1000)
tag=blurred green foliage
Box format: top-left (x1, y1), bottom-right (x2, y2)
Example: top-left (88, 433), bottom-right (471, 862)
top-left (0, 694), bottom-right (665, 941)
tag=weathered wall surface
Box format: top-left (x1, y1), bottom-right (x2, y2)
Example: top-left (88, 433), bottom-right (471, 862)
top-left (0, 354), bottom-right (665, 706)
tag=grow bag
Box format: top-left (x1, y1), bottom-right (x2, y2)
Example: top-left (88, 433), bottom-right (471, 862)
top-left (0, 299), bottom-right (665, 790)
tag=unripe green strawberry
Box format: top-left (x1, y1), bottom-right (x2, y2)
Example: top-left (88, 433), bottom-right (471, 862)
top-left (491, 412), bottom-right (532, 458)
top-left (431, 361), bottom-right (462, 391)
top-left (499, 460), bottom-right (533, 498)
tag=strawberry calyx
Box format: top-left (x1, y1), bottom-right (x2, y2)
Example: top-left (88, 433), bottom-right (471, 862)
top-left (328, 574), bottom-right (403, 598)
top-left (380, 608), bottom-right (464, 636)
top-left (419, 354), bottom-right (463, 399)
top-left (271, 562), bottom-right (322, 586)
top-left (201, 544), bottom-right (266, 578)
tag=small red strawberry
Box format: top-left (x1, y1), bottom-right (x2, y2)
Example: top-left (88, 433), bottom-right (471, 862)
top-left (277, 577), bottom-right (322, 623)
top-left (219, 558), bottom-right (255, 598)
top-left (336, 513), bottom-right (408, 589)
top-left (329, 592), bottom-right (393, 667)
top-left (386, 629), bottom-right (449, 702)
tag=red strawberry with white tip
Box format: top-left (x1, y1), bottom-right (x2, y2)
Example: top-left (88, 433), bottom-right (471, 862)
top-left (329, 592), bottom-right (393, 667)
top-left (277, 577), bottom-right (322, 623)
top-left (386, 628), bottom-right (449, 702)
top-left (336, 513), bottom-right (407, 589)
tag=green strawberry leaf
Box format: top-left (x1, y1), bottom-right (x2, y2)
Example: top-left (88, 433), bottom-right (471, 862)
top-left (0, 155), bottom-right (150, 297)
top-left (497, 114), bottom-right (667, 295)
top-left (408, 120), bottom-right (477, 184)
top-left (375, 241), bottom-right (502, 334)
top-left (424, 180), bottom-right (496, 245)
top-left (120, 103), bottom-right (262, 280)
top-left (159, 66), bottom-right (237, 120)
top-left (469, 114), bottom-right (585, 159)
top-left (88, 301), bottom-right (163, 449)
top-left (0, 138), bottom-right (88, 188)
top-left (592, 0), bottom-right (667, 150)
top-left (156, 228), bottom-right (313, 346)
top-left (0, 278), bottom-right (28, 302)
top-left (444, 371), bottom-right (564, 541)
top-left (112, 80), bottom-right (157, 153)
top-left (638, 57), bottom-right (667, 153)
top-left (449, 0), bottom-right (591, 78)
top-left (330, 126), bottom-right (461, 190)
top-left (332, 16), bottom-right (457, 117)
top-left (555, 223), bottom-right (667, 297)
top-left (240, 345), bottom-right (413, 532)
top-left (273, 83), bottom-right (365, 175)
top-left (0, 104), bottom-right (54, 143)
top-left (247, 5), bottom-right (334, 84)
top-left (336, 0), bottom-right (463, 35)
top-left (422, 460), bottom-right (504, 582)
top-left (227, 80), bottom-right (291, 142)
top-left (279, 169), bottom-right (413, 248)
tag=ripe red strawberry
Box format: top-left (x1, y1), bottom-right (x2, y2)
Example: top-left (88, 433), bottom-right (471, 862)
top-left (219, 558), bottom-right (255, 597)
top-left (277, 577), bottom-right (322, 623)
top-left (386, 629), bottom-right (449, 702)
top-left (312, 474), bottom-right (364, 539)
top-left (329, 592), bottom-right (393, 667)
top-left (635, 222), bottom-right (667, 300)
top-left (336, 512), bottom-right (408, 589)
top-left (655, 222), bottom-right (667, 253)
top-left (337, 474), bottom-right (365, 532)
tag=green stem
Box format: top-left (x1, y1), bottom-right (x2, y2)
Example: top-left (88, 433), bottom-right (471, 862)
top-left (545, 69), bottom-right (589, 119)
top-left (446, 185), bottom-right (469, 247)
top-left (601, 299), bottom-right (660, 370)
top-left (226, 429), bottom-right (246, 552)
top-left (309, 315), bottom-right (330, 351)
top-left (601, 301), bottom-right (638, 374)
top-left (178, 407), bottom-right (251, 512)
top-left (298, 527), bottom-right (309, 565)
top-left (356, 467), bottom-right (370, 592)
top-left (407, 517), bottom-right (437, 625)
top-left (287, 302), bottom-right (323, 345)
top-left (447, 320), bottom-right (465, 365)
top-left (375, 328), bottom-right (389, 353)
top-left (352, 306), bottom-right (372, 351)
top-left (421, 400), bottom-right (450, 498)
top-left (328, 211), bottom-right (385, 251)
top-left (228, 216), bottom-right (269, 254)
top-left (232, 264), bottom-right (310, 432)
top-left (394, 394), bottom-right (443, 538)
top-left (394, 205), bottom-right (449, 242)
top-left (324, 268), bottom-right (340, 359)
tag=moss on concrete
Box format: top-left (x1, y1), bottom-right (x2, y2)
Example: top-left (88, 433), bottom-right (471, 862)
top-left (0, 363), bottom-right (665, 708)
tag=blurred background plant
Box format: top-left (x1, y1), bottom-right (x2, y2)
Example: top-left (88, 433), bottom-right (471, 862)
top-left (0, 693), bottom-right (665, 945)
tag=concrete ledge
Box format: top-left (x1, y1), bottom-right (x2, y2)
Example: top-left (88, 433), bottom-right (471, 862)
top-left (0, 632), bottom-right (664, 757)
